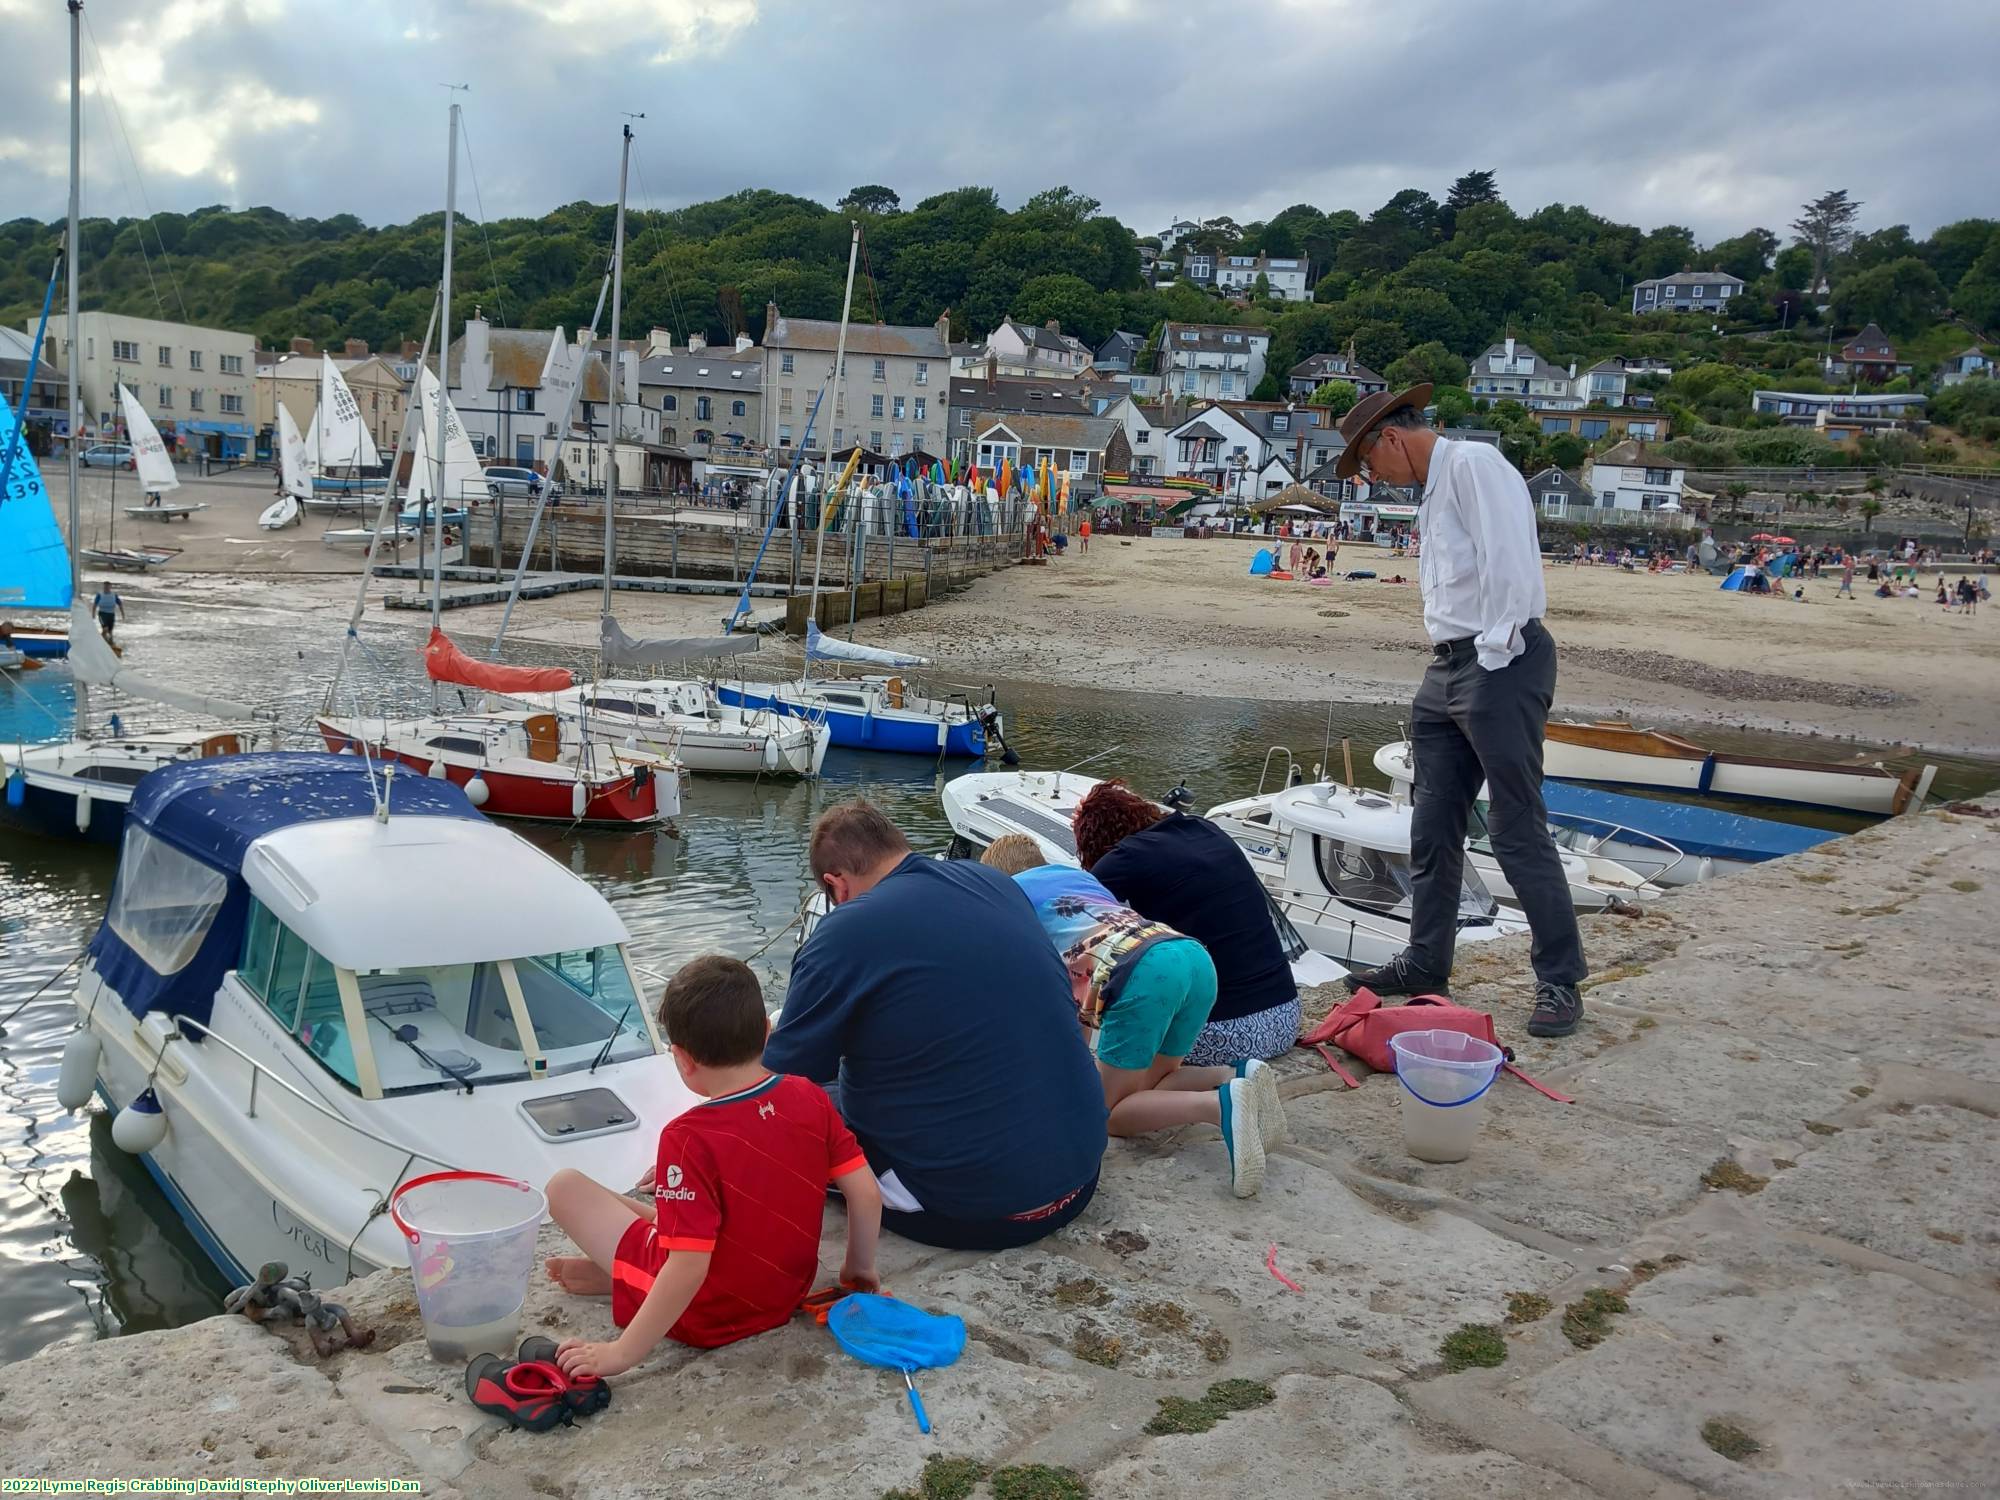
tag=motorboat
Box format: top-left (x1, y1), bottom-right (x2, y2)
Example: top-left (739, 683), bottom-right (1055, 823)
top-left (936, 768), bottom-right (1349, 989)
top-left (716, 623), bottom-right (1002, 759)
top-left (316, 709), bottom-right (682, 827)
top-left (61, 752), bottom-right (700, 1286)
top-left (518, 679), bottom-right (829, 778)
top-left (1208, 777), bottom-right (1666, 914)
top-left (1543, 719), bottom-right (1934, 817)
top-left (1373, 740), bottom-right (1836, 885)
top-left (3, 728), bottom-right (261, 844)
top-left (0, 625), bottom-right (70, 659)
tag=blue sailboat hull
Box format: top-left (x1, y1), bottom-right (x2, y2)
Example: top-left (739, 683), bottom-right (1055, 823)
top-left (715, 685), bottom-right (987, 757)
top-left (0, 776), bottom-right (126, 845)
top-left (1540, 782), bottom-right (1836, 865)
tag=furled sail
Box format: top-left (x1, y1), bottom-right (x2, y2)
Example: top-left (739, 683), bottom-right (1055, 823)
top-left (319, 356), bottom-right (380, 468)
top-left (804, 619), bottom-right (928, 668)
top-left (600, 614), bottom-right (759, 668)
top-left (68, 604), bottom-right (265, 720)
top-left (0, 394), bottom-right (72, 608)
top-left (277, 405), bottom-right (312, 499)
top-left (405, 369), bottom-right (484, 506)
top-left (118, 386), bottom-right (180, 495)
top-left (424, 627), bottom-right (573, 692)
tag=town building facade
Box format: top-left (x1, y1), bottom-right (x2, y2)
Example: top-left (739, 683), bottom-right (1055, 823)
top-left (761, 301), bottom-right (950, 461)
top-left (34, 311), bottom-right (256, 458)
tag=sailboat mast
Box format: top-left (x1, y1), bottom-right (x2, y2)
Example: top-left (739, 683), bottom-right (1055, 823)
top-left (431, 98), bottom-right (459, 710)
top-left (806, 222), bottom-right (861, 618)
top-left (603, 122), bottom-right (632, 620)
top-left (67, 0), bottom-right (85, 726)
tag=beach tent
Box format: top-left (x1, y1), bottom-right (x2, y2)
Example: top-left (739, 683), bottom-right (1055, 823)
top-left (1719, 567), bottom-right (1749, 591)
top-left (1248, 548), bottom-right (1277, 576)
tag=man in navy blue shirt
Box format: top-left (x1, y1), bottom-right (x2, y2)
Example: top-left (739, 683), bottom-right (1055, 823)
top-left (766, 801), bottom-right (1107, 1250)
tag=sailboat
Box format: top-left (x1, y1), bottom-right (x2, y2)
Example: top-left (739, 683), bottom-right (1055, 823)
top-left (316, 108), bottom-right (680, 829)
top-left (80, 386), bottom-right (186, 570)
top-left (300, 356), bottom-right (386, 508)
top-left (257, 406), bottom-right (309, 529)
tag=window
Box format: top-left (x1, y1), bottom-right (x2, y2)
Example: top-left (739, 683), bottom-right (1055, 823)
top-left (889, 433), bottom-right (906, 456)
top-left (157, 387), bottom-right (173, 408)
top-left (113, 339), bottom-right (139, 361)
top-left (1541, 492), bottom-right (1566, 516)
top-left (832, 428), bottom-right (843, 448)
top-left (187, 390), bottom-right (204, 411)
top-left (1220, 373), bottom-right (1234, 394)
top-left (187, 350), bottom-right (203, 371)
top-left (1135, 428), bottom-right (1150, 444)
top-left (1663, 286), bottom-right (1676, 300)
top-left (86, 337), bottom-right (94, 359)
top-left (1644, 467), bottom-right (1672, 485)
top-left (778, 425), bottom-right (792, 446)
top-left (105, 825), bottom-right (228, 976)
top-left (872, 358), bottom-right (886, 381)
top-left (913, 397), bottom-right (926, 423)
top-left (1691, 286), bottom-right (1704, 300)
top-left (780, 353), bottom-right (795, 374)
top-left (157, 346), bottom-right (173, 367)
top-left (665, 426), bottom-right (678, 444)
top-left (1182, 373), bottom-right (1196, 393)
top-left (731, 399), bottom-right (745, 417)
top-left (515, 390), bottom-right (535, 412)
top-left (869, 430), bottom-right (883, 449)
top-left (1579, 418), bottom-right (1609, 440)
top-left (1542, 417), bottom-right (1569, 434)
top-left (1179, 331), bottom-right (1196, 343)
top-left (915, 361), bottom-right (929, 386)
top-left (1641, 492), bottom-right (1672, 511)
top-left (870, 394), bottom-right (884, 418)
top-left (220, 394), bottom-right (242, 414)
top-left (695, 429), bottom-right (713, 446)
top-left (663, 394), bottom-right (679, 411)
top-left (1034, 448), bottom-right (1055, 469)
top-left (1629, 422), bottom-right (1658, 441)
top-left (1272, 413), bottom-right (1288, 432)
top-left (893, 395), bottom-right (906, 421)
top-left (1719, 284), bottom-right (1732, 298)
top-left (220, 354), bottom-right (243, 375)
top-left (1224, 333), bottom-right (1243, 345)
top-left (696, 396), bottom-right (711, 421)
top-left (1069, 451), bottom-right (1088, 474)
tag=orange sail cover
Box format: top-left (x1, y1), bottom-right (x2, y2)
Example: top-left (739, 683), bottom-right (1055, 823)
top-left (424, 628), bottom-right (574, 692)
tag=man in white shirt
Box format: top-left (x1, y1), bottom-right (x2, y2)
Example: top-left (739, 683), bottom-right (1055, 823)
top-left (1333, 385), bottom-right (1586, 1036)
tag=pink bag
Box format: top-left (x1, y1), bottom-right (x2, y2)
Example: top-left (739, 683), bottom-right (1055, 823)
top-left (1298, 988), bottom-right (1571, 1102)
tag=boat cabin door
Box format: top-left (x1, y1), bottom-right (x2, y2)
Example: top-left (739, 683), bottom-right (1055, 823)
top-left (523, 714), bottom-right (562, 764)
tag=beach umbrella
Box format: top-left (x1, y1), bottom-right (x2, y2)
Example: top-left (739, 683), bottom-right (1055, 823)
top-left (1750, 532), bottom-right (1778, 542)
top-left (1775, 535), bottom-right (1796, 545)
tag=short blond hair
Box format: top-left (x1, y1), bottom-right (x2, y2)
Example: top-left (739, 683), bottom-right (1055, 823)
top-left (979, 833), bottom-right (1046, 876)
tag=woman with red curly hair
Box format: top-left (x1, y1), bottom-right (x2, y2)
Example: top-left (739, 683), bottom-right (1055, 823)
top-left (1073, 781), bottom-right (1303, 1068)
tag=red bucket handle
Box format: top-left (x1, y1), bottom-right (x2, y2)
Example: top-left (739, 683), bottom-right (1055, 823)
top-left (388, 1169), bottom-right (539, 1245)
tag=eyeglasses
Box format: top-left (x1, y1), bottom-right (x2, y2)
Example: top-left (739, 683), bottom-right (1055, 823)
top-left (1356, 430), bottom-right (1386, 477)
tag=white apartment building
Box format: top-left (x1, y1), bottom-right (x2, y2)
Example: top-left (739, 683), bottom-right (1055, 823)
top-left (761, 300), bottom-right (951, 459)
top-left (34, 311), bottom-right (256, 458)
top-left (1156, 322), bottom-right (1271, 402)
top-left (445, 316), bottom-right (657, 468)
top-left (1214, 254), bottom-right (1311, 301)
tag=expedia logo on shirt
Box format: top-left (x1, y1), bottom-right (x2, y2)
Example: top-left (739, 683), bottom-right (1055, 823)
top-left (657, 1163), bottom-right (697, 1202)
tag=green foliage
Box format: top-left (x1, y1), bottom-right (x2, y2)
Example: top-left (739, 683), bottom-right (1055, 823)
top-left (1931, 378), bottom-right (2000, 432)
top-left (1921, 219), bottom-right (1998, 295)
top-left (1773, 244), bottom-right (1814, 291)
top-left (1249, 373), bottom-right (1282, 401)
top-left (1307, 379), bottom-right (1360, 415)
top-left (1561, 1288), bottom-right (1631, 1349)
top-left (989, 1466), bottom-right (1088, 1500)
top-left (1951, 237), bottom-right (2000, 332)
top-left (838, 185), bottom-right (901, 216)
top-left (1439, 1323), bottom-right (1509, 1371)
top-left (918, 1455), bottom-right (986, 1500)
top-left (1386, 339), bottom-right (1468, 390)
top-left (1829, 257), bottom-right (1945, 337)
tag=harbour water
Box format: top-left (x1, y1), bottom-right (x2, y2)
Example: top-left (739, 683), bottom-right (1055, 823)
top-left (2, 592), bottom-right (1995, 1365)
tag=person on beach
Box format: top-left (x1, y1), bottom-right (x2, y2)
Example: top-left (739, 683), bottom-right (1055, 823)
top-left (1073, 781), bottom-right (1303, 1064)
top-left (92, 582), bottom-right (124, 644)
top-left (542, 956), bottom-right (882, 1379)
top-left (1838, 556), bottom-right (1855, 598)
top-left (1289, 539), bottom-right (1304, 575)
top-left (980, 834), bottom-right (1282, 1198)
top-left (766, 801), bottom-right (1107, 1250)
top-left (1331, 383), bottom-right (1587, 1037)
top-left (1959, 576), bottom-right (1979, 617)
top-left (1079, 515), bottom-right (1091, 553)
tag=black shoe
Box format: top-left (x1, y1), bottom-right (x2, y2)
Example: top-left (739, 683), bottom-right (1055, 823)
top-left (1344, 952), bottom-right (1450, 998)
top-left (1527, 982), bottom-right (1583, 1038)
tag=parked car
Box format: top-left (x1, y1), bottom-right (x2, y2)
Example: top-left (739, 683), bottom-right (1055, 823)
top-left (81, 444), bottom-right (135, 469)
top-left (483, 466), bottom-right (555, 499)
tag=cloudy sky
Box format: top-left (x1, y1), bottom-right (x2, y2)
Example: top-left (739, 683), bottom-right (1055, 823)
top-left (4, 0), bottom-right (1995, 244)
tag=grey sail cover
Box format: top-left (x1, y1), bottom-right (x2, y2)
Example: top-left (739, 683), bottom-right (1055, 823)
top-left (600, 614), bottom-right (760, 668)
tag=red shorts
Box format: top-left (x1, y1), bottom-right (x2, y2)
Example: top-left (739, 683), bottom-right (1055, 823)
top-left (611, 1217), bottom-right (668, 1329)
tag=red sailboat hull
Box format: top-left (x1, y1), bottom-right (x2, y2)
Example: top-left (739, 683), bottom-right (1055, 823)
top-left (316, 724), bottom-right (662, 826)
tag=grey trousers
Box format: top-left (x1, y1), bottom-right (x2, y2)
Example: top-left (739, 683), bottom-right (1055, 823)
top-left (1406, 620), bottom-right (1587, 987)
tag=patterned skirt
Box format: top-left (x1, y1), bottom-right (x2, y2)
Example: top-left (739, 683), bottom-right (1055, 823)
top-left (1183, 995), bottom-right (1302, 1067)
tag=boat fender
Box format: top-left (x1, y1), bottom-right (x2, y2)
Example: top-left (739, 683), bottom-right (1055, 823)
top-left (4, 770), bottom-right (22, 808)
top-left (57, 1030), bottom-right (102, 1112)
top-left (428, 760), bottom-right (448, 780)
top-left (1695, 856), bottom-right (1715, 884)
top-left (484, 696), bottom-right (504, 714)
top-left (571, 782), bottom-right (587, 819)
top-left (111, 1087), bottom-right (168, 1154)
top-left (762, 736), bottom-right (779, 773)
top-left (624, 734), bottom-right (639, 751)
top-left (74, 787), bottom-right (92, 833)
top-left (465, 774), bottom-right (490, 807)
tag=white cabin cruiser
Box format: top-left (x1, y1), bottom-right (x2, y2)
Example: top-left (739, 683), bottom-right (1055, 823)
top-left (3, 727), bottom-right (262, 846)
top-left (519, 679), bottom-right (829, 779)
top-left (59, 752), bottom-right (700, 1287)
top-left (1204, 782), bottom-right (1526, 969)
top-left (936, 769), bottom-right (1349, 990)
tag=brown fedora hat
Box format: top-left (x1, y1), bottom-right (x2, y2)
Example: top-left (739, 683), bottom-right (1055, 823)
top-left (1333, 382), bottom-right (1432, 480)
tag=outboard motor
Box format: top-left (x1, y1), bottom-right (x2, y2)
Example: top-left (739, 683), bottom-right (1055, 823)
top-left (1163, 780), bottom-right (1193, 812)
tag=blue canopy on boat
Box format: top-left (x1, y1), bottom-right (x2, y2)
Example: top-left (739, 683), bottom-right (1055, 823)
top-left (87, 753), bottom-right (484, 1033)
top-left (1541, 781), bottom-right (1838, 864)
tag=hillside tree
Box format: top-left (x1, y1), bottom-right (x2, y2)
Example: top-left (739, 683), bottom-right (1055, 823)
top-left (1791, 189), bottom-right (1863, 291)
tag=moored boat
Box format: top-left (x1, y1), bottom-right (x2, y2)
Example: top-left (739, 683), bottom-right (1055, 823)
top-left (521, 678), bottom-right (829, 778)
top-left (62, 752), bottom-right (700, 1285)
top-left (3, 728), bottom-right (256, 844)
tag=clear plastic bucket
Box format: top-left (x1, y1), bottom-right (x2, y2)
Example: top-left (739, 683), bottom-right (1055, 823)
top-left (1389, 1029), bottom-right (1503, 1163)
top-left (389, 1170), bottom-right (546, 1363)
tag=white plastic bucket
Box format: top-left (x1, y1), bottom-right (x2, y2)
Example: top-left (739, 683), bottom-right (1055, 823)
top-left (1389, 1029), bottom-right (1503, 1163)
top-left (390, 1170), bottom-right (546, 1363)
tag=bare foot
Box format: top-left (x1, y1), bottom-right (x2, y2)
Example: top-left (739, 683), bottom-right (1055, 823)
top-left (545, 1256), bottom-right (613, 1296)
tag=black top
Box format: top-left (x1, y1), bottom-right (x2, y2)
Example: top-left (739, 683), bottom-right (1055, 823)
top-left (1090, 813), bottom-right (1296, 1024)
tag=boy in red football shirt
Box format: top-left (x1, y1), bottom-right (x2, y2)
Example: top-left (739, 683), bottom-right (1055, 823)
top-left (543, 955), bottom-right (881, 1378)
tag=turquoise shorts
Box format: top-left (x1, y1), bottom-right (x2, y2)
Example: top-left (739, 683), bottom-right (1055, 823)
top-left (1097, 939), bottom-right (1218, 1071)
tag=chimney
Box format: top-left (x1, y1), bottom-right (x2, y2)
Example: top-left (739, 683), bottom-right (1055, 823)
top-left (1568, 362), bottom-right (1576, 379)
top-left (1503, 336), bottom-right (1515, 363)
top-left (936, 309), bottom-right (953, 347)
top-left (734, 332), bottom-right (754, 354)
top-left (688, 332), bottom-right (708, 354)
top-left (646, 326), bottom-right (674, 357)
top-left (765, 299), bottom-right (781, 335)
top-left (1045, 319), bottom-right (1060, 333)
top-left (985, 353), bottom-right (998, 387)
top-left (400, 340), bottom-right (418, 361)
top-left (289, 336), bottom-right (316, 356)
top-left (344, 338), bottom-right (368, 359)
